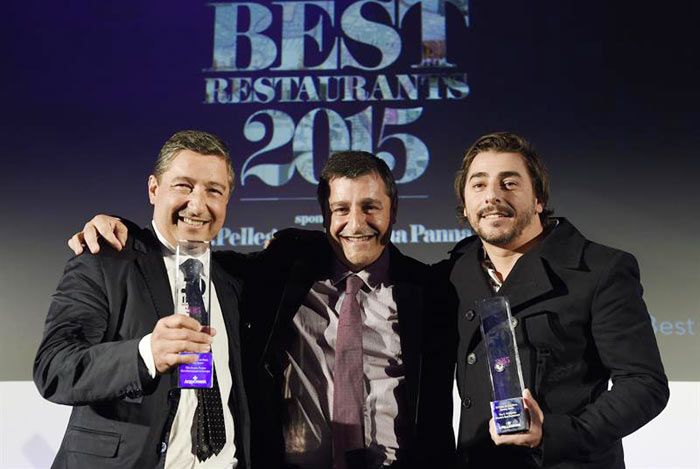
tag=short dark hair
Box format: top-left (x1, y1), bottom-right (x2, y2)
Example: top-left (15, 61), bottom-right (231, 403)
top-left (317, 151), bottom-right (398, 215)
top-left (454, 132), bottom-right (552, 224)
top-left (154, 130), bottom-right (234, 194)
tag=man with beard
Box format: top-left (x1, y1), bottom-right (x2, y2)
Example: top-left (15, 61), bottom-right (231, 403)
top-left (444, 132), bottom-right (668, 468)
top-left (68, 151), bottom-right (455, 469)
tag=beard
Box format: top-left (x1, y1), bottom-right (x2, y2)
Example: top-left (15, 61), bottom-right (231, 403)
top-left (468, 203), bottom-right (538, 247)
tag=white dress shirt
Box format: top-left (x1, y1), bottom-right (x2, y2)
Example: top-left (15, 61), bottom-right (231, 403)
top-left (283, 249), bottom-right (406, 468)
top-left (138, 222), bottom-right (237, 469)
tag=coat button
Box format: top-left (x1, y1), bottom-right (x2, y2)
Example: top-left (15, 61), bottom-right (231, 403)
top-left (467, 353), bottom-right (477, 365)
top-left (244, 322), bottom-right (252, 330)
top-left (465, 309), bottom-right (475, 321)
top-left (462, 397), bottom-right (472, 408)
top-left (510, 317), bottom-right (519, 328)
top-left (160, 442), bottom-right (168, 453)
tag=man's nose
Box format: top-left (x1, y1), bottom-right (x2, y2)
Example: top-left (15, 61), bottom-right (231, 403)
top-left (187, 188), bottom-right (206, 213)
top-left (484, 182), bottom-right (504, 203)
top-left (347, 206), bottom-right (367, 230)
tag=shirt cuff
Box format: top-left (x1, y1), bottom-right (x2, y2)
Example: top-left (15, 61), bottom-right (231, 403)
top-left (138, 333), bottom-right (157, 378)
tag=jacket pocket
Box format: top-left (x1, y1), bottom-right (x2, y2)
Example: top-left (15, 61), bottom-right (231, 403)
top-left (523, 312), bottom-right (563, 394)
top-left (65, 426), bottom-right (120, 457)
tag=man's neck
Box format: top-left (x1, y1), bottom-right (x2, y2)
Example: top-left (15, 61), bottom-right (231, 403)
top-left (482, 225), bottom-right (545, 281)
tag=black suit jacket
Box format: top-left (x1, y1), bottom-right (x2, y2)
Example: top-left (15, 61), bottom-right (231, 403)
top-left (444, 218), bottom-right (668, 468)
top-left (33, 227), bottom-right (250, 469)
top-left (216, 228), bottom-right (455, 469)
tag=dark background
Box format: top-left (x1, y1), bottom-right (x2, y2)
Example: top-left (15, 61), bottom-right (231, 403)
top-left (2, 0), bottom-right (698, 380)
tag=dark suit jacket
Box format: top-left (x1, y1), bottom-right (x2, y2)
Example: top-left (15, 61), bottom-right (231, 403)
top-left (216, 228), bottom-right (455, 469)
top-left (444, 218), bottom-right (668, 468)
top-left (33, 227), bottom-right (250, 469)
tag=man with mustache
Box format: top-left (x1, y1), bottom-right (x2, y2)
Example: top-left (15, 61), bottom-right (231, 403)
top-left (445, 132), bottom-right (668, 468)
top-left (35, 130), bottom-right (251, 468)
top-left (68, 151), bottom-right (455, 468)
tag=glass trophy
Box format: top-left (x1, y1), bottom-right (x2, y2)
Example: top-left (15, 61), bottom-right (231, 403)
top-left (175, 240), bottom-right (213, 389)
top-left (476, 296), bottom-right (529, 434)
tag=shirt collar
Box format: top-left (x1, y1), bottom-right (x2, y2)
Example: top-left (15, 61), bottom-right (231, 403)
top-left (151, 220), bottom-right (211, 277)
top-left (331, 246), bottom-right (391, 291)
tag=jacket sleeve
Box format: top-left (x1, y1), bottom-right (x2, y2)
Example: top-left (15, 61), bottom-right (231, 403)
top-left (33, 252), bottom-right (151, 405)
top-left (541, 251), bottom-right (669, 464)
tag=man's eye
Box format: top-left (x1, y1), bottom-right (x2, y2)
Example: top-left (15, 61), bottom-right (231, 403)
top-left (471, 182), bottom-right (485, 189)
top-left (173, 184), bottom-right (191, 191)
top-left (208, 188), bottom-right (223, 196)
top-left (503, 180), bottom-right (518, 189)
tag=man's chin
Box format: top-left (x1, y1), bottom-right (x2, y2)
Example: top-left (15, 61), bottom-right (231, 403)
top-left (342, 248), bottom-right (385, 271)
top-left (475, 227), bottom-right (515, 247)
top-left (174, 227), bottom-right (212, 243)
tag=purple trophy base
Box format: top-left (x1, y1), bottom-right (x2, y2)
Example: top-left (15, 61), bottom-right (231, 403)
top-left (178, 351), bottom-right (213, 388)
top-left (491, 397), bottom-right (530, 434)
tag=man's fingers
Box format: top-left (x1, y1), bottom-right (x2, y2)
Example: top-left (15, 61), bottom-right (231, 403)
top-left (155, 327), bottom-right (213, 345)
top-left (115, 222), bottom-right (129, 248)
top-left (151, 314), bottom-right (216, 373)
top-left (488, 418), bottom-right (499, 442)
top-left (155, 338), bottom-right (211, 355)
top-left (523, 389), bottom-right (544, 424)
top-left (94, 216), bottom-right (123, 251)
top-left (67, 233), bottom-right (85, 255)
top-left (158, 314), bottom-right (204, 332)
top-left (157, 351), bottom-right (200, 374)
top-left (83, 224), bottom-right (101, 254)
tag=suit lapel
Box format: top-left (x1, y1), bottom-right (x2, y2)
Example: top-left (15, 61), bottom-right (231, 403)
top-left (499, 254), bottom-right (554, 314)
top-left (132, 229), bottom-right (177, 390)
top-left (211, 262), bottom-right (251, 467)
top-left (499, 219), bottom-right (585, 315)
top-left (212, 263), bottom-right (239, 349)
top-left (134, 229), bottom-right (174, 321)
top-left (450, 239), bottom-right (493, 306)
top-left (389, 246), bottom-right (423, 427)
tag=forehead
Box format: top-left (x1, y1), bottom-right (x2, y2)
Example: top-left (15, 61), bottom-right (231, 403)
top-left (163, 150), bottom-right (229, 185)
top-left (327, 172), bottom-right (390, 202)
top-left (467, 151), bottom-right (530, 177)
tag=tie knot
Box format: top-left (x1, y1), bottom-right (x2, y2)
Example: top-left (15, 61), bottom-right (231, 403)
top-left (180, 258), bottom-right (204, 280)
top-left (344, 274), bottom-right (364, 296)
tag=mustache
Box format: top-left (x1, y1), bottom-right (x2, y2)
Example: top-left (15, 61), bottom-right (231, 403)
top-left (477, 204), bottom-right (515, 218)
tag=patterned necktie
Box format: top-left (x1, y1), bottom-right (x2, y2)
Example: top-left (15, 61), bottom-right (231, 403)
top-left (179, 258), bottom-right (226, 462)
top-left (332, 274), bottom-right (365, 469)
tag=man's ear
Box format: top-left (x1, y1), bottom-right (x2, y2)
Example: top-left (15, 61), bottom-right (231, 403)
top-left (147, 175), bottom-right (159, 205)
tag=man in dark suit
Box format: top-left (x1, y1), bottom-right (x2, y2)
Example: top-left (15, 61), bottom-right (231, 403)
top-left (34, 130), bottom-right (250, 468)
top-left (217, 152), bottom-right (455, 469)
top-left (445, 132), bottom-right (669, 468)
top-left (68, 151), bottom-right (455, 469)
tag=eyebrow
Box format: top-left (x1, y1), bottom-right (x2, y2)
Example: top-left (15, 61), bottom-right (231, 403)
top-left (329, 197), bottom-right (383, 207)
top-left (207, 181), bottom-right (227, 191)
top-left (468, 170), bottom-right (523, 181)
top-left (171, 176), bottom-right (227, 190)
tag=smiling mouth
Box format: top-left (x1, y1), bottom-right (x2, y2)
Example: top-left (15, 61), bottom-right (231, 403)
top-left (179, 216), bottom-right (209, 228)
top-left (481, 212), bottom-right (512, 220)
top-left (341, 235), bottom-right (375, 243)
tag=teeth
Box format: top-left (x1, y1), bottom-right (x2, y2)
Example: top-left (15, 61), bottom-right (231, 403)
top-left (182, 217), bottom-right (205, 227)
top-left (343, 236), bottom-right (373, 242)
top-left (483, 213), bottom-right (508, 219)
